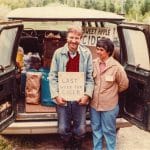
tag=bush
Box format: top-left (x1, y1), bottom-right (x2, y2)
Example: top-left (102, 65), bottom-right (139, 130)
top-left (0, 135), bottom-right (12, 150)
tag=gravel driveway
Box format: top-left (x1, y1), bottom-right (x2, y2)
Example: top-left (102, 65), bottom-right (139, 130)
top-left (116, 126), bottom-right (150, 150)
top-left (0, 125), bottom-right (150, 150)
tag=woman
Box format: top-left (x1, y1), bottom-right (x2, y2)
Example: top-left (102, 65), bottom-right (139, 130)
top-left (90, 38), bottom-right (129, 150)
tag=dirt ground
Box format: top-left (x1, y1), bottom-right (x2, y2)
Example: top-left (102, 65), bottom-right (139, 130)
top-left (0, 125), bottom-right (150, 150)
top-left (116, 126), bottom-right (150, 150)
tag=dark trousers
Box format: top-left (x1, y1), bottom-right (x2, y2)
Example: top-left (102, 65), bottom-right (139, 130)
top-left (56, 101), bottom-right (87, 148)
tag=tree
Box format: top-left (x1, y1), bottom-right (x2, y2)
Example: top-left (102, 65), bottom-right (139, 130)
top-left (0, 4), bottom-right (11, 19)
top-left (84, 0), bottom-right (91, 9)
top-left (91, 0), bottom-right (106, 11)
top-left (141, 0), bottom-right (150, 15)
top-left (124, 0), bottom-right (133, 14)
top-left (109, 2), bottom-right (115, 12)
top-left (0, 0), bottom-right (149, 23)
top-left (113, 0), bottom-right (121, 14)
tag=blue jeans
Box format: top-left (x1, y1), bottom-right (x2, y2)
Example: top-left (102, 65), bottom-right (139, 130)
top-left (56, 101), bottom-right (87, 142)
top-left (90, 105), bottom-right (119, 150)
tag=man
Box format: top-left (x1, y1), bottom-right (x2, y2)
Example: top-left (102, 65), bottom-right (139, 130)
top-left (49, 26), bottom-right (94, 149)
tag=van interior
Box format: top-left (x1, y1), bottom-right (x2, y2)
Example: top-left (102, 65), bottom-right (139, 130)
top-left (15, 21), bottom-right (120, 120)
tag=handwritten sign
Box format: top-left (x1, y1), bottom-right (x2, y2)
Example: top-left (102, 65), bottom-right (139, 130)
top-left (81, 27), bottom-right (117, 46)
top-left (58, 72), bottom-right (84, 101)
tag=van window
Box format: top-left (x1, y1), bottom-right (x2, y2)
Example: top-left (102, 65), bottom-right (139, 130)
top-left (0, 28), bottom-right (18, 67)
top-left (123, 29), bottom-right (150, 70)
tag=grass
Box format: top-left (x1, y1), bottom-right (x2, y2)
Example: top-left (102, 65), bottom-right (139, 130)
top-left (0, 135), bottom-right (12, 150)
top-left (0, 135), bottom-right (38, 150)
top-left (0, 133), bottom-right (93, 149)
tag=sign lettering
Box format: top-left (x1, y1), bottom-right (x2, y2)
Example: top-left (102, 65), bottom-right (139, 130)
top-left (81, 27), bottom-right (117, 46)
top-left (58, 72), bottom-right (84, 101)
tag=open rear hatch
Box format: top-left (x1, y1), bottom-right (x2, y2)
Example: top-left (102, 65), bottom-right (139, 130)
top-left (0, 20), bottom-right (23, 131)
top-left (117, 23), bottom-right (150, 131)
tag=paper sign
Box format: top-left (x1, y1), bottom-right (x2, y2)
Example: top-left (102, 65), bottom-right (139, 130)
top-left (58, 72), bottom-right (84, 101)
top-left (81, 27), bottom-right (118, 46)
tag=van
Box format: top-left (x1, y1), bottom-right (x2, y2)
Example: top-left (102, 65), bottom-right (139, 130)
top-left (0, 6), bottom-right (150, 134)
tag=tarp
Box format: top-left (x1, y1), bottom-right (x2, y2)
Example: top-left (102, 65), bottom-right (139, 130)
top-left (40, 68), bottom-right (55, 106)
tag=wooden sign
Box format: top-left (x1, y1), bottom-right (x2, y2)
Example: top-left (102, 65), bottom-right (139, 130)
top-left (58, 72), bottom-right (84, 101)
top-left (81, 27), bottom-right (118, 46)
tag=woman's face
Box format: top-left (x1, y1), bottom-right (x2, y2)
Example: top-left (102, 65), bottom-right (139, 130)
top-left (96, 47), bottom-right (109, 61)
top-left (67, 32), bottom-right (81, 52)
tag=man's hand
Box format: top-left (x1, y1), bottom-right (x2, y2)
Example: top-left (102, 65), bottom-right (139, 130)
top-left (78, 95), bottom-right (90, 105)
top-left (55, 96), bottom-right (67, 105)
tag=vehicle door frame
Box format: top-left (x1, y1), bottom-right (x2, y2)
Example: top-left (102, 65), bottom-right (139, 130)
top-left (117, 22), bottom-right (150, 131)
top-left (0, 22), bottom-right (23, 131)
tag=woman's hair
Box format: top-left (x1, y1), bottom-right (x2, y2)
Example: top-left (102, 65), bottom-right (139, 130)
top-left (96, 37), bottom-right (114, 56)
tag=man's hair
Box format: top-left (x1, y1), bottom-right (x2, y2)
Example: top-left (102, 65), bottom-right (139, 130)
top-left (67, 25), bottom-right (83, 36)
top-left (96, 37), bottom-right (114, 56)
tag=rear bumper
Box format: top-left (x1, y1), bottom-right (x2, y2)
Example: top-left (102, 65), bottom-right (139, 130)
top-left (0, 118), bottom-right (131, 134)
top-left (1, 121), bottom-right (58, 134)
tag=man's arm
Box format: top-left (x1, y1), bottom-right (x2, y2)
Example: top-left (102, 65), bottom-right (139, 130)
top-left (49, 51), bottom-right (59, 99)
top-left (84, 51), bottom-right (94, 98)
top-left (78, 50), bottom-right (94, 105)
top-left (49, 50), bottom-right (67, 105)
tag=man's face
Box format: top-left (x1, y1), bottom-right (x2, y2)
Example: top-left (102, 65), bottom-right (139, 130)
top-left (67, 32), bottom-right (81, 51)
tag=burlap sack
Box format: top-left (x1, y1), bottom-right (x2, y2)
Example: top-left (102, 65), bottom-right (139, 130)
top-left (25, 72), bottom-right (42, 104)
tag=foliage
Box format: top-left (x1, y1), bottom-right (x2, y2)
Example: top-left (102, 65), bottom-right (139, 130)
top-left (0, 135), bottom-right (12, 150)
top-left (0, 135), bottom-right (37, 149)
top-left (0, 4), bottom-right (11, 19)
top-left (0, 0), bottom-right (149, 23)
